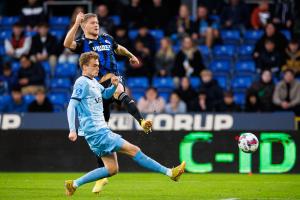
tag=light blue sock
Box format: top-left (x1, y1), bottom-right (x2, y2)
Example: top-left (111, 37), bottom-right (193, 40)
top-left (74, 167), bottom-right (109, 187)
top-left (133, 151), bottom-right (168, 175)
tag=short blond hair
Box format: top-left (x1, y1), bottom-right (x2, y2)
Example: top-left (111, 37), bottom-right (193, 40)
top-left (79, 51), bottom-right (99, 69)
top-left (82, 13), bottom-right (97, 24)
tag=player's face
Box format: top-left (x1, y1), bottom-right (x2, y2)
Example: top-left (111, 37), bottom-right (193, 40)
top-left (84, 58), bottom-right (99, 77)
top-left (84, 17), bottom-right (99, 36)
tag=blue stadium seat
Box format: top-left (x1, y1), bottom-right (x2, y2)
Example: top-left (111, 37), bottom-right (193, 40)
top-left (0, 16), bottom-right (19, 26)
top-left (237, 44), bottom-right (254, 60)
top-left (55, 63), bottom-right (77, 78)
top-left (41, 61), bottom-right (51, 75)
top-left (49, 16), bottom-right (70, 27)
top-left (231, 75), bottom-right (253, 89)
top-left (48, 92), bottom-right (69, 105)
top-left (209, 60), bottom-right (231, 74)
top-left (127, 77), bottom-right (149, 90)
top-left (281, 30), bottom-right (291, 40)
top-left (25, 31), bottom-right (37, 37)
top-left (128, 30), bottom-right (138, 40)
top-left (50, 78), bottom-right (71, 90)
top-left (0, 95), bottom-right (11, 111)
top-left (213, 45), bottom-right (236, 60)
top-left (110, 15), bottom-right (121, 26)
top-left (152, 77), bottom-right (175, 91)
top-left (189, 77), bottom-right (201, 90)
top-left (221, 30), bottom-right (241, 45)
top-left (0, 30), bottom-right (12, 40)
top-left (150, 29), bottom-right (164, 40)
top-left (158, 91), bottom-right (170, 102)
top-left (244, 30), bottom-right (263, 44)
top-left (233, 91), bottom-right (246, 105)
top-left (131, 91), bottom-right (144, 101)
top-left (0, 45), bottom-right (5, 56)
top-left (11, 62), bottom-right (21, 73)
top-left (235, 60), bottom-right (256, 74)
top-left (23, 94), bottom-right (35, 104)
top-left (198, 45), bottom-right (211, 57)
top-left (214, 74), bottom-right (228, 90)
top-left (50, 29), bottom-right (65, 41)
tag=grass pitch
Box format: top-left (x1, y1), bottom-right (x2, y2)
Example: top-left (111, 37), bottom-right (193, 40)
top-left (0, 173), bottom-right (299, 200)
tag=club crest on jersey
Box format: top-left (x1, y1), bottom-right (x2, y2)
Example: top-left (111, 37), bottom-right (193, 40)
top-left (92, 45), bottom-right (110, 51)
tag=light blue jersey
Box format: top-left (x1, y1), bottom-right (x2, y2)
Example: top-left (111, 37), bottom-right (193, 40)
top-left (67, 75), bottom-right (124, 156)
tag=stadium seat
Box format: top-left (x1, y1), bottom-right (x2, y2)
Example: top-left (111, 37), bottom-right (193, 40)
top-left (214, 74), bottom-right (229, 90)
top-left (233, 91), bottom-right (246, 105)
top-left (11, 62), bottom-right (21, 73)
top-left (50, 78), bottom-right (71, 90)
top-left (209, 60), bottom-right (231, 74)
top-left (49, 16), bottom-right (70, 27)
top-left (110, 15), bottom-right (121, 26)
top-left (41, 61), bottom-right (51, 75)
top-left (213, 45), bottom-right (236, 60)
top-left (0, 95), bottom-right (11, 111)
top-left (55, 63), bottom-right (77, 78)
top-left (25, 31), bottom-right (37, 37)
top-left (237, 44), bottom-right (254, 60)
top-left (127, 77), bottom-right (149, 90)
top-left (0, 16), bottom-right (19, 26)
top-left (158, 91), bottom-right (170, 102)
top-left (198, 45), bottom-right (211, 57)
top-left (152, 77), bottom-right (175, 91)
top-left (23, 94), bottom-right (35, 104)
top-left (128, 30), bottom-right (138, 40)
top-left (221, 30), bottom-right (241, 45)
top-left (189, 77), bottom-right (201, 90)
top-left (281, 30), bottom-right (291, 40)
top-left (117, 61), bottom-right (125, 74)
top-left (150, 29), bottom-right (164, 41)
top-left (0, 45), bottom-right (5, 56)
top-left (244, 30), bottom-right (263, 44)
top-left (235, 60), bottom-right (256, 74)
top-left (50, 29), bottom-right (66, 41)
top-left (48, 92), bottom-right (69, 112)
top-left (131, 91), bottom-right (144, 101)
top-left (0, 30), bottom-right (12, 40)
top-left (231, 75), bottom-right (253, 89)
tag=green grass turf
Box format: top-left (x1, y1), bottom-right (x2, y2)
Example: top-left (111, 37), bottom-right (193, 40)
top-left (0, 173), bottom-right (299, 200)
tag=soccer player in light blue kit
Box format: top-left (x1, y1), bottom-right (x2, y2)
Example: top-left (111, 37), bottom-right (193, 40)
top-left (65, 52), bottom-right (186, 196)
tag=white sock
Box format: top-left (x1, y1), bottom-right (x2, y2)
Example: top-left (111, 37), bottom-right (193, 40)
top-left (73, 181), bottom-right (78, 188)
top-left (166, 169), bottom-right (172, 177)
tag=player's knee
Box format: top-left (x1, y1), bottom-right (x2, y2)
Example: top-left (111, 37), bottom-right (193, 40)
top-left (108, 166), bottom-right (119, 176)
top-left (132, 145), bottom-right (141, 155)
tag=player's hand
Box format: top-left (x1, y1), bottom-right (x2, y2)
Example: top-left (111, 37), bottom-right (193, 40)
top-left (68, 131), bottom-right (77, 142)
top-left (129, 56), bottom-right (140, 65)
top-left (111, 76), bottom-right (119, 86)
top-left (75, 12), bottom-right (84, 25)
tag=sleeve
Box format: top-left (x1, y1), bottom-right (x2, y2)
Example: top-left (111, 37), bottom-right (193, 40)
top-left (106, 34), bottom-right (118, 50)
top-left (70, 37), bottom-right (84, 54)
top-left (100, 84), bottom-right (117, 99)
top-left (15, 37), bottom-right (31, 57)
top-left (272, 83), bottom-right (282, 106)
top-left (71, 80), bottom-right (88, 101)
top-left (67, 98), bottom-right (80, 132)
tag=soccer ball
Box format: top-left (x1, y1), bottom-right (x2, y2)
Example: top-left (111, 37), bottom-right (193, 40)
top-left (238, 133), bottom-right (259, 153)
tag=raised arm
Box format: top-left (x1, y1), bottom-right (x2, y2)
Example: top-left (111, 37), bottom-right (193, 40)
top-left (115, 44), bottom-right (140, 65)
top-left (63, 12), bottom-right (84, 49)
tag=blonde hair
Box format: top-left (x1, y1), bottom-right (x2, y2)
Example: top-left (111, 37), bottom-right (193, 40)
top-left (157, 37), bottom-right (175, 59)
top-left (79, 51), bottom-right (99, 68)
top-left (82, 13), bottom-right (97, 24)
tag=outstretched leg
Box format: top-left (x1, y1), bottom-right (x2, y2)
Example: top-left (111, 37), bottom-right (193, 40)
top-left (118, 140), bottom-right (185, 181)
top-left (65, 153), bottom-right (118, 196)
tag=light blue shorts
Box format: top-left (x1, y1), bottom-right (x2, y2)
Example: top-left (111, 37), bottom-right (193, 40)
top-left (85, 128), bottom-right (125, 157)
